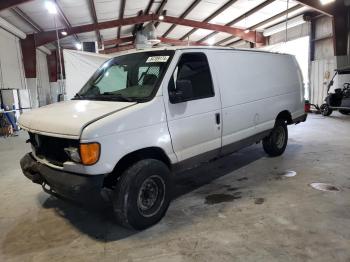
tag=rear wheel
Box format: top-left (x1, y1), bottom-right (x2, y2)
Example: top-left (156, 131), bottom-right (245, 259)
top-left (339, 109), bottom-right (350, 115)
top-left (112, 159), bottom-right (171, 230)
top-left (263, 119), bottom-right (288, 157)
top-left (320, 104), bottom-right (333, 116)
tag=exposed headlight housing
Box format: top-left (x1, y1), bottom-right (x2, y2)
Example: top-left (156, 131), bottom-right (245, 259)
top-left (64, 147), bottom-right (81, 163)
top-left (64, 143), bottom-right (100, 165)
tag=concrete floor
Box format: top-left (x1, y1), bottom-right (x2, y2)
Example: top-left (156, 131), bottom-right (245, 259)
top-left (1, 113), bottom-right (350, 262)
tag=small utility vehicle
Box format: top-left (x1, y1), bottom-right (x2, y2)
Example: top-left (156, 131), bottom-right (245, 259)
top-left (320, 67), bottom-right (350, 116)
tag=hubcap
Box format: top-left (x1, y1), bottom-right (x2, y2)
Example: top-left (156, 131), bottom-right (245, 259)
top-left (273, 126), bottom-right (285, 149)
top-left (137, 175), bottom-right (165, 217)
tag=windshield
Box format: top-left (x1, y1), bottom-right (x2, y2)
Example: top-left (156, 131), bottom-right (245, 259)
top-left (75, 50), bottom-right (175, 102)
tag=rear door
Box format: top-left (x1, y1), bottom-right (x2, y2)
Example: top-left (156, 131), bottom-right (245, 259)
top-left (163, 51), bottom-right (222, 162)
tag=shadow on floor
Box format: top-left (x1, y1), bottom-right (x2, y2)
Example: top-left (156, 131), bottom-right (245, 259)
top-left (40, 145), bottom-right (267, 242)
top-left (3, 143), bottom-right (294, 256)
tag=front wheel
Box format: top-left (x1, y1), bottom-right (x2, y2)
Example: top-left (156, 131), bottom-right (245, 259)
top-left (112, 159), bottom-right (171, 230)
top-left (263, 120), bottom-right (288, 157)
top-left (320, 104), bottom-right (333, 116)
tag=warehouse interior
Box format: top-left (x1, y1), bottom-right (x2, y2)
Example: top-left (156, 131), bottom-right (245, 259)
top-left (0, 0), bottom-right (350, 261)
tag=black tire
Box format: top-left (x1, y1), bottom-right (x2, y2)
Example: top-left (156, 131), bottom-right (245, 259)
top-left (112, 159), bottom-right (171, 230)
top-left (339, 109), bottom-right (350, 115)
top-left (320, 104), bottom-right (333, 116)
top-left (263, 119), bottom-right (288, 157)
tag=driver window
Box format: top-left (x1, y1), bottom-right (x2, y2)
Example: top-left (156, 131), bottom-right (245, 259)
top-left (170, 53), bottom-right (214, 101)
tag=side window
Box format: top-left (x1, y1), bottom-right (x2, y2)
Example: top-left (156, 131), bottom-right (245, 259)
top-left (169, 53), bottom-right (214, 103)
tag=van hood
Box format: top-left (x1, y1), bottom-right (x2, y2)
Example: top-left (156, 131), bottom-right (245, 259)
top-left (18, 100), bottom-right (136, 137)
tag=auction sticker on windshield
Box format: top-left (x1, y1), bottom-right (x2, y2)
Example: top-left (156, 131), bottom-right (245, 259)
top-left (146, 56), bottom-right (170, 63)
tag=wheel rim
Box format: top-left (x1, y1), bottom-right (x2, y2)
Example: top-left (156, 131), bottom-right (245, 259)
top-left (273, 126), bottom-right (285, 149)
top-left (137, 175), bottom-right (165, 217)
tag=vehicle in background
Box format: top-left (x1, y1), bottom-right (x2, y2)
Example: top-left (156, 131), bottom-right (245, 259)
top-left (320, 67), bottom-right (350, 116)
top-left (19, 47), bottom-right (307, 230)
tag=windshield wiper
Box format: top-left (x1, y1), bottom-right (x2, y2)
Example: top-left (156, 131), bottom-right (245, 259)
top-left (72, 93), bottom-right (84, 100)
top-left (96, 93), bottom-right (134, 102)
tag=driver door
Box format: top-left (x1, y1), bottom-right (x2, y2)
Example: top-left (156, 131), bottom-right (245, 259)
top-left (163, 51), bottom-right (222, 163)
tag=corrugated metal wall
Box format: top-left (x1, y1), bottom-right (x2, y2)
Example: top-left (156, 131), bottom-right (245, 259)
top-left (310, 58), bottom-right (337, 106)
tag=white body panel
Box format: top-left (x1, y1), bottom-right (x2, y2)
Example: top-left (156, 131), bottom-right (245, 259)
top-left (18, 47), bottom-right (305, 176)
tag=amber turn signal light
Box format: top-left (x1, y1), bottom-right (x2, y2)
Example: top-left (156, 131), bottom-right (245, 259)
top-left (80, 143), bottom-right (100, 165)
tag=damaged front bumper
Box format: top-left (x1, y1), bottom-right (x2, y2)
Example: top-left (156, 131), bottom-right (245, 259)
top-left (20, 153), bottom-right (105, 204)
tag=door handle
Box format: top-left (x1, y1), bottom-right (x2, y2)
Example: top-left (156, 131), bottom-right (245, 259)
top-left (215, 113), bottom-right (220, 125)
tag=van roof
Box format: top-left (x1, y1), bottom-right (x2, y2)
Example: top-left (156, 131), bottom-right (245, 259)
top-left (111, 45), bottom-right (292, 57)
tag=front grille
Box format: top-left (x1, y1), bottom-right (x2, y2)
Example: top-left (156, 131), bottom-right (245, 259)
top-left (29, 132), bottom-right (79, 166)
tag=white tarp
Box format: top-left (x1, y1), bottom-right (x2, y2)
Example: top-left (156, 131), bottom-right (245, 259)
top-left (63, 50), bottom-right (112, 100)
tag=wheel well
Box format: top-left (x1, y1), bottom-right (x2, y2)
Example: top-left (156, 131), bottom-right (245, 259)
top-left (103, 147), bottom-right (171, 188)
top-left (276, 110), bottom-right (293, 124)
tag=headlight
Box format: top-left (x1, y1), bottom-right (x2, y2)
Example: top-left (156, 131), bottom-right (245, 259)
top-left (79, 143), bottom-right (100, 165)
top-left (64, 147), bottom-right (81, 163)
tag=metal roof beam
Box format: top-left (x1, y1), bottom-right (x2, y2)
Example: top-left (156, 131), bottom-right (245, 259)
top-left (117, 0), bottom-right (126, 40)
top-left (33, 14), bottom-right (157, 46)
top-left (154, 0), bottom-right (167, 27)
top-left (55, 0), bottom-right (80, 43)
top-left (162, 16), bottom-right (265, 44)
top-left (216, 3), bottom-right (303, 46)
top-left (33, 14), bottom-right (265, 46)
top-left (87, 0), bottom-right (102, 48)
top-left (11, 6), bottom-right (42, 32)
top-left (179, 0), bottom-right (239, 41)
top-left (162, 0), bottom-right (201, 38)
top-left (198, 0), bottom-right (275, 43)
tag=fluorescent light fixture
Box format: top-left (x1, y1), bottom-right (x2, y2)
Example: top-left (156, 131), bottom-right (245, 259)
top-left (320, 0), bottom-right (335, 5)
top-left (244, 29), bottom-right (250, 34)
top-left (263, 15), bottom-right (306, 37)
top-left (75, 43), bottom-right (82, 50)
top-left (45, 1), bottom-right (57, 14)
top-left (158, 15), bottom-right (164, 20)
top-left (207, 38), bottom-right (215, 45)
top-left (61, 31), bottom-right (67, 36)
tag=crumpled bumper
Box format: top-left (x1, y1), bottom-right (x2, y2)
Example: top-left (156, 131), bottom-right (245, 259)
top-left (20, 153), bottom-right (105, 204)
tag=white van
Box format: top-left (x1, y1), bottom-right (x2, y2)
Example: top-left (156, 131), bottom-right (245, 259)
top-left (19, 47), bottom-right (306, 229)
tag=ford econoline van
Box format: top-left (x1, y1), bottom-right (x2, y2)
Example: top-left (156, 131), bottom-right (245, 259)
top-left (19, 47), bottom-right (306, 229)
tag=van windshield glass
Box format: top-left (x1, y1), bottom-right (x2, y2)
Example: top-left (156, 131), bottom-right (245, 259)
top-left (75, 50), bottom-right (174, 102)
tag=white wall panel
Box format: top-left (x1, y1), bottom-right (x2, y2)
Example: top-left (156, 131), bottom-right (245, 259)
top-left (0, 27), bottom-right (25, 90)
top-left (36, 50), bottom-right (51, 106)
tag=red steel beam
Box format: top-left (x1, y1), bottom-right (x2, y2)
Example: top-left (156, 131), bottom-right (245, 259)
top-left (198, 0), bottom-right (275, 43)
top-left (20, 34), bottom-right (36, 78)
top-left (162, 0), bottom-right (201, 38)
top-left (162, 16), bottom-right (265, 43)
top-left (101, 44), bottom-right (135, 54)
top-left (104, 36), bottom-right (134, 46)
top-left (158, 37), bottom-right (208, 46)
top-left (33, 14), bottom-right (265, 47)
top-left (0, 0), bottom-right (33, 11)
top-left (33, 14), bottom-right (157, 46)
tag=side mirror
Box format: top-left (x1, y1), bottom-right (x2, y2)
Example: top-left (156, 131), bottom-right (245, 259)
top-left (169, 79), bottom-right (193, 103)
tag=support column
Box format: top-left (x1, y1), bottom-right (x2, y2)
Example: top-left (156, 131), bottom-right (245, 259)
top-left (20, 34), bottom-right (38, 108)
